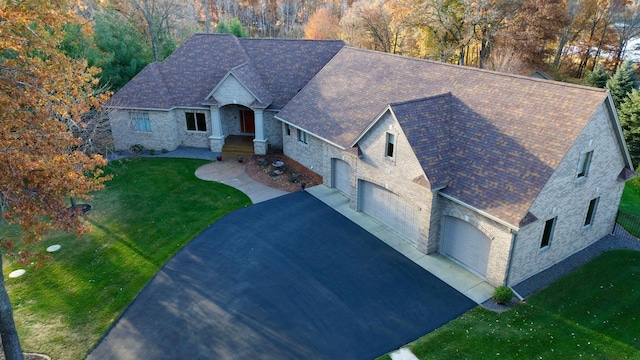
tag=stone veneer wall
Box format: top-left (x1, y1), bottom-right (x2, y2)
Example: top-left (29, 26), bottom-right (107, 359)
top-left (264, 111), bottom-right (282, 150)
top-left (109, 109), bottom-right (179, 151)
top-left (175, 108), bottom-right (211, 148)
top-left (508, 103), bottom-right (627, 286)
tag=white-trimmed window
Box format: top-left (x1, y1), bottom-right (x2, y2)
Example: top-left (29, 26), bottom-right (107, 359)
top-left (286, 124), bottom-right (291, 136)
top-left (386, 133), bottom-right (395, 158)
top-left (577, 150), bottom-right (593, 179)
top-left (130, 112), bottom-right (151, 132)
top-left (297, 129), bottom-right (308, 144)
top-left (540, 217), bottom-right (557, 249)
top-left (584, 197), bottom-right (600, 227)
top-left (186, 112), bottom-right (207, 132)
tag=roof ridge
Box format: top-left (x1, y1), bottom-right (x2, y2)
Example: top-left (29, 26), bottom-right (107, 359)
top-left (389, 92), bottom-right (452, 107)
top-left (342, 46), bottom-right (608, 93)
top-left (239, 37), bottom-right (345, 43)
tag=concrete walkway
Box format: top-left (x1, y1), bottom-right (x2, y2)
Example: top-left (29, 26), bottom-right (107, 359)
top-left (195, 160), bottom-right (288, 203)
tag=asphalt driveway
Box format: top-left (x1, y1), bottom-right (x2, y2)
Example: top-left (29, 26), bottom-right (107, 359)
top-left (87, 191), bottom-right (475, 359)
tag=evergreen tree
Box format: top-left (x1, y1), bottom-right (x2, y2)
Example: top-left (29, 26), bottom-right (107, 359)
top-left (93, 10), bottom-right (153, 91)
top-left (606, 60), bottom-right (639, 108)
top-left (586, 63), bottom-right (610, 88)
top-left (619, 89), bottom-right (640, 167)
top-left (217, 18), bottom-right (249, 37)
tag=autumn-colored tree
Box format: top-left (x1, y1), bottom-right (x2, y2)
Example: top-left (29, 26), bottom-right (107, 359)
top-left (0, 1), bottom-right (110, 358)
top-left (305, 7), bottom-right (341, 39)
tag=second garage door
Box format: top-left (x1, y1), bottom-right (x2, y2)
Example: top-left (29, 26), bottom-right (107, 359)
top-left (332, 159), bottom-right (351, 195)
top-left (442, 216), bottom-right (491, 277)
top-left (359, 181), bottom-right (420, 241)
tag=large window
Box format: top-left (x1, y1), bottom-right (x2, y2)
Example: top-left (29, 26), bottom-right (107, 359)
top-left (297, 129), bottom-right (308, 144)
top-left (186, 112), bottom-right (206, 132)
top-left (540, 217), bottom-right (557, 249)
top-left (577, 150), bottom-right (593, 179)
top-left (584, 197), bottom-right (600, 227)
top-left (130, 112), bottom-right (151, 132)
top-left (386, 133), bottom-right (395, 158)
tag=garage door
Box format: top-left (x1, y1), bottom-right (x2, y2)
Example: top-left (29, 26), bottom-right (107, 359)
top-left (442, 216), bottom-right (491, 277)
top-left (332, 159), bottom-right (351, 195)
top-left (359, 181), bottom-right (420, 241)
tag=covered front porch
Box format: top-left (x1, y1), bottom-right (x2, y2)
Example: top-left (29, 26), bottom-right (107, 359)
top-left (208, 104), bottom-right (269, 155)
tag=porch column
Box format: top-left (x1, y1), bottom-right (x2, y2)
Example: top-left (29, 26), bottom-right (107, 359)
top-left (208, 105), bottom-right (224, 152)
top-left (253, 108), bottom-right (267, 155)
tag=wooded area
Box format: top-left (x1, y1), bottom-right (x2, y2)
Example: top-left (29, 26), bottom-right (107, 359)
top-left (65, 0), bottom-right (640, 87)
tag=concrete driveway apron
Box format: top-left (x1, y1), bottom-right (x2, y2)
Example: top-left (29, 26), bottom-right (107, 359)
top-left (87, 192), bottom-right (475, 359)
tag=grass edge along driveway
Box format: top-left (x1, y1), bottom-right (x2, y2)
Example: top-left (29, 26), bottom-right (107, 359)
top-left (377, 249), bottom-right (640, 359)
top-left (1, 158), bottom-right (251, 360)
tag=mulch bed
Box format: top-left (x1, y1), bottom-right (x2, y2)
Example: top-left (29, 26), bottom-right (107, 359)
top-left (243, 152), bottom-right (323, 193)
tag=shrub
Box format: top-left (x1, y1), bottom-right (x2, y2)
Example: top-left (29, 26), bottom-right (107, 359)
top-left (149, 149), bottom-right (156, 155)
top-left (492, 286), bottom-right (514, 305)
top-left (130, 144), bottom-right (144, 154)
top-left (161, 148), bottom-right (168, 154)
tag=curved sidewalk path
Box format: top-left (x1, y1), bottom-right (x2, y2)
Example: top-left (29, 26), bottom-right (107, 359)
top-left (195, 160), bottom-right (289, 203)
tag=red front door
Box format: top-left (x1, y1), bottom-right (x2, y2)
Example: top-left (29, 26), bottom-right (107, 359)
top-left (240, 110), bottom-right (255, 134)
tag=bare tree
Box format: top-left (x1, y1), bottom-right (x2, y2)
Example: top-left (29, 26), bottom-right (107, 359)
top-left (612, 2), bottom-right (640, 67)
top-left (128, 0), bottom-right (183, 61)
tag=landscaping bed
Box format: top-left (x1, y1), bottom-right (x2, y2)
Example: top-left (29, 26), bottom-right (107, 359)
top-left (244, 152), bottom-right (323, 193)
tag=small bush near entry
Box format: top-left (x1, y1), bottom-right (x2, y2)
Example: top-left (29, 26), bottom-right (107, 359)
top-left (493, 286), bottom-right (514, 304)
top-left (130, 144), bottom-right (144, 154)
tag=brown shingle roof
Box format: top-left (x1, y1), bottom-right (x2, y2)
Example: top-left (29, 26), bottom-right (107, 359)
top-left (107, 34), bottom-right (345, 110)
top-left (277, 47), bottom-right (609, 227)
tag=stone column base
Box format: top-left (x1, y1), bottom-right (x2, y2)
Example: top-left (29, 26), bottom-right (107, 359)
top-left (253, 138), bottom-right (268, 155)
top-left (209, 136), bottom-right (225, 153)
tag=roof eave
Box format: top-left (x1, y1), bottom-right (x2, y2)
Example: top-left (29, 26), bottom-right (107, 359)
top-left (438, 192), bottom-right (520, 231)
top-left (275, 115), bottom-right (346, 150)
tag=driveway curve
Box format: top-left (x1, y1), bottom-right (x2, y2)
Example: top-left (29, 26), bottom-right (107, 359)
top-left (87, 191), bottom-right (475, 359)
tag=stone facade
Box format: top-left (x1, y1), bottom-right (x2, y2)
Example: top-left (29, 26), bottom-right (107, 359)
top-left (284, 102), bottom-right (629, 287)
top-left (507, 103), bottom-right (626, 286)
top-left (110, 75), bottom-right (283, 154)
top-left (110, 109), bottom-right (179, 152)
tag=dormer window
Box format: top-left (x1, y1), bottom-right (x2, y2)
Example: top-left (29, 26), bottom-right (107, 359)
top-left (386, 133), bottom-right (395, 158)
top-left (577, 150), bottom-right (593, 179)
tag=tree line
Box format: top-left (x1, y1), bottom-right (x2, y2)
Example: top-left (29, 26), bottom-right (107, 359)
top-left (62, 0), bottom-right (640, 88)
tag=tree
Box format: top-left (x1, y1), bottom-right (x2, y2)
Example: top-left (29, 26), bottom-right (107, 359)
top-left (128, 0), bottom-right (181, 62)
top-left (618, 89), bottom-right (640, 166)
top-left (0, 1), bottom-right (110, 358)
top-left (409, 0), bottom-right (471, 64)
top-left (586, 63), bottom-right (610, 88)
top-left (505, 0), bottom-right (568, 68)
top-left (606, 60), bottom-right (639, 108)
top-left (93, 10), bottom-right (153, 91)
top-left (217, 17), bottom-right (249, 37)
top-left (305, 7), bottom-right (341, 39)
top-left (612, 2), bottom-right (640, 67)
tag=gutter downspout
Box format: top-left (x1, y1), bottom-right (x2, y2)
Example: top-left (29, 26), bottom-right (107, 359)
top-left (505, 230), bottom-right (525, 302)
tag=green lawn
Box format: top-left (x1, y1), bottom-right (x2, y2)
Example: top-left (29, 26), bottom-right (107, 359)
top-left (620, 176), bottom-right (640, 216)
top-left (385, 250), bottom-right (640, 359)
top-left (1, 158), bottom-right (251, 359)
top-left (377, 177), bottom-right (640, 359)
